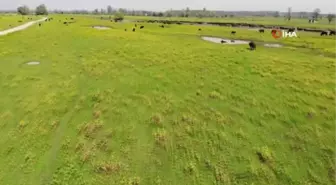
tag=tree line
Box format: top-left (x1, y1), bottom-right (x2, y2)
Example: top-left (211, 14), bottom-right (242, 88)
top-left (17, 4), bottom-right (48, 15)
top-left (14, 4), bottom-right (335, 24)
top-left (284, 7), bottom-right (334, 23)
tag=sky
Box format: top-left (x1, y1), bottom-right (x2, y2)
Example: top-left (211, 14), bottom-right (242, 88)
top-left (1, 0), bottom-right (335, 13)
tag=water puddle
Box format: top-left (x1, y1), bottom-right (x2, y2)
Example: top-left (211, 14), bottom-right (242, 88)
top-left (26, 61), bottom-right (40, 65)
top-left (92, 26), bottom-right (111, 30)
top-left (202, 36), bottom-right (283, 48)
top-left (264, 43), bottom-right (283, 48)
top-left (201, 36), bottom-right (249, 44)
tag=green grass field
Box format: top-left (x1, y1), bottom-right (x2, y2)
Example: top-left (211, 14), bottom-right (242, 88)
top-left (65, 14), bottom-right (336, 29)
top-left (0, 14), bottom-right (42, 31)
top-left (124, 15), bottom-right (336, 29)
top-left (0, 15), bottom-right (335, 185)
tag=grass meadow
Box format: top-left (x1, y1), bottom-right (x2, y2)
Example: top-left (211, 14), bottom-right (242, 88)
top-left (0, 14), bottom-right (42, 31)
top-left (124, 15), bottom-right (336, 29)
top-left (0, 15), bottom-right (335, 185)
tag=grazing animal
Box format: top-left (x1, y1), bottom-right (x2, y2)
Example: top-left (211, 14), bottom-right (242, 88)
top-left (231, 40), bottom-right (235, 43)
top-left (38, 23), bottom-right (41, 27)
top-left (329, 31), bottom-right (335, 36)
top-left (249, 41), bottom-right (256, 50)
top-left (271, 29), bottom-right (277, 34)
top-left (135, 24), bottom-right (137, 27)
top-left (320, 31), bottom-right (328, 36)
top-left (288, 28), bottom-right (295, 33)
top-left (231, 31), bottom-right (236, 35)
top-left (140, 26), bottom-right (144, 29)
top-left (259, 29), bottom-right (264, 33)
top-left (159, 25), bottom-right (164, 28)
top-left (125, 29), bottom-right (127, 31)
top-left (70, 18), bottom-right (74, 20)
top-left (45, 19), bottom-right (48, 22)
top-left (221, 40), bottom-right (227, 44)
top-left (198, 28), bottom-right (202, 31)
top-left (132, 28), bottom-right (136, 32)
top-left (308, 19), bottom-right (316, 23)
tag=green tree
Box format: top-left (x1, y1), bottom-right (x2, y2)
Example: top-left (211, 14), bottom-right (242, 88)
top-left (17, 5), bottom-right (30, 15)
top-left (185, 7), bottom-right (190, 17)
top-left (202, 7), bottom-right (207, 17)
top-left (114, 11), bottom-right (124, 22)
top-left (313, 8), bottom-right (321, 20)
top-left (327, 13), bottom-right (335, 24)
top-left (287, 7), bottom-right (292, 21)
top-left (93, 9), bottom-right (99, 14)
top-left (35, 4), bottom-right (48, 15)
top-left (107, 5), bottom-right (113, 14)
top-left (165, 10), bottom-right (172, 17)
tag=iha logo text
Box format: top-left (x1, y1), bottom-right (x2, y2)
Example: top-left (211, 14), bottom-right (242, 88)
top-left (271, 29), bottom-right (298, 39)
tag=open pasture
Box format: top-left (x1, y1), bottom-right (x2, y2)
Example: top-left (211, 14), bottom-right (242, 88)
top-left (0, 15), bottom-right (334, 185)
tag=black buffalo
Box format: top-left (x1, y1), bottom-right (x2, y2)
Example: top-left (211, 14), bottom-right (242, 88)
top-left (221, 40), bottom-right (226, 44)
top-left (259, 29), bottom-right (264, 33)
top-left (231, 31), bottom-right (236, 35)
top-left (198, 28), bottom-right (202, 31)
top-left (132, 28), bottom-right (136, 32)
top-left (329, 31), bottom-right (335, 36)
top-left (159, 25), bottom-right (164, 28)
top-left (320, 31), bottom-right (328, 36)
top-left (140, 26), bottom-right (144, 29)
top-left (249, 41), bottom-right (256, 50)
top-left (288, 28), bottom-right (295, 33)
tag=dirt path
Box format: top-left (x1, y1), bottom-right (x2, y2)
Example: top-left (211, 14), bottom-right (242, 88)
top-left (0, 17), bottom-right (48, 36)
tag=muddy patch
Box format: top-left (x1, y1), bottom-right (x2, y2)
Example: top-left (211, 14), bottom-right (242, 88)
top-left (92, 26), bottom-right (111, 30)
top-left (202, 36), bottom-right (249, 45)
top-left (26, 61), bottom-right (40, 65)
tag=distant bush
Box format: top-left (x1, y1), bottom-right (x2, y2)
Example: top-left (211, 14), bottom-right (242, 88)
top-left (114, 11), bottom-right (124, 22)
top-left (17, 5), bottom-right (30, 15)
top-left (35, 4), bottom-right (48, 15)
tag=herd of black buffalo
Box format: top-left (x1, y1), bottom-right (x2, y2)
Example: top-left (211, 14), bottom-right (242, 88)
top-left (29, 16), bottom-right (334, 50)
